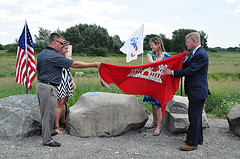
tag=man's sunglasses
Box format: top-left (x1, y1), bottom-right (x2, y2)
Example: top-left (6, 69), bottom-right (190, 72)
top-left (56, 40), bottom-right (64, 45)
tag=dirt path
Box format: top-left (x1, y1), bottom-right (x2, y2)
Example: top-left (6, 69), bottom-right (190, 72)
top-left (0, 118), bottom-right (239, 159)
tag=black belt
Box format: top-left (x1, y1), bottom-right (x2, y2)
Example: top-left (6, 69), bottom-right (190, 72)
top-left (39, 81), bottom-right (58, 87)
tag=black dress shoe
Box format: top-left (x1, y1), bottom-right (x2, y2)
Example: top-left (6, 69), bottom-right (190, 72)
top-left (51, 131), bottom-right (58, 136)
top-left (43, 140), bottom-right (61, 147)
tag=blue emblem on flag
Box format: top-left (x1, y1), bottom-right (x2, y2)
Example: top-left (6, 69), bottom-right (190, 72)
top-left (130, 37), bottom-right (138, 51)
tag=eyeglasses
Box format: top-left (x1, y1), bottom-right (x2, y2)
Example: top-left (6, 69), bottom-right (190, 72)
top-left (56, 40), bottom-right (64, 45)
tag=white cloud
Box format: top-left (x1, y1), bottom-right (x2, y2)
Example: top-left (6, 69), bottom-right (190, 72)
top-left (0, 9), bottom-right (10, 20)
top-left (0, 0), bottom-right (129, 44)
top-left (233, 4), bottom-right (240, 15)
top-left (174, 16), bottom-right (180, 20)
top-left (0, 0), bottom-right (239, 48)
top-left (222, 10), bottom-right (232, 14)
top-left (103, 20), bottom-right (142, 40)
top-left (21, 1), bottom-right (48, 12)
top-left (0, 31), bottom-right (7, 36)
top-left (144, 22), bottom-right (172, 39)
top-left (0, 0), bottom-right (18, 6)
top-left (222, 4), bottom-right (240, 15)
top-left (225, 0), bottom-right (237, 3)
top-left (77, 0), bottom-right (128, 14)
top-left (33, 0), bottom-right (129, 36)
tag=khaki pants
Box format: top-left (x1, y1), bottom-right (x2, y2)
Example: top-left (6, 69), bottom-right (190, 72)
top-left (36, 82), bottom-right (58, 144)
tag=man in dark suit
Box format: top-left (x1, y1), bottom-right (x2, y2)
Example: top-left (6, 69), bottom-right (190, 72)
top-left (166, 32), bottom-right (209, 151)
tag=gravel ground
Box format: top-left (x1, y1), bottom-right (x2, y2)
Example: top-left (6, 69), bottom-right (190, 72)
top-left (0, 118), bottom-right (240, 159)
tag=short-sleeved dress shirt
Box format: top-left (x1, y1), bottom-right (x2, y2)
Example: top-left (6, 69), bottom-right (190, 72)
top-left (37, 47), bottom-right (74, 86)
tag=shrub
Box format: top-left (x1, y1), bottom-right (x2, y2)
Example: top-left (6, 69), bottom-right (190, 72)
top-left (7, 45), bottom-right (17, 54)
top-left (205, 89), bottom-right (240, 118)
top-left (87, 46), bottom-right (108, 57)
top-left (0, 44), bottom-right (4, 50)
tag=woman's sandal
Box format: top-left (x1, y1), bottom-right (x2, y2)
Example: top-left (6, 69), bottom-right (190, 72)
top-left (54, 128), bottom-right (63, 134)
top-left (153, 128), bottom-right (161, 136)
top-left (146, 122), bottom-right (157, 129)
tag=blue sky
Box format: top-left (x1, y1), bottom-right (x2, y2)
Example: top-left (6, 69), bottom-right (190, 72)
top-left (0, 0), bottom-right (240, 48)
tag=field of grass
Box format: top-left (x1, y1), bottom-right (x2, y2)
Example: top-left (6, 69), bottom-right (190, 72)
top-left (0, 51), bottom-right (239, 118)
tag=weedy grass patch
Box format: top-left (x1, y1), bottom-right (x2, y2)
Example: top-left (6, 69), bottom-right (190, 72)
top-left (0, 51), bottom-right (240, 118)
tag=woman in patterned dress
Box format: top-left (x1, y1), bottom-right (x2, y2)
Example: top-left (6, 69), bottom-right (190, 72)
top-left (54, 41), bottom-right (76, 134)
top-left (143, 36), bottom-right (171, 136)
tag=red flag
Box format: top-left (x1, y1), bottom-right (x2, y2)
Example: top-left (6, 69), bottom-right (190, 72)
top-left (15, 22), bottom-right (36, 89)
top-left (99, 52), bottom-right (188, 118)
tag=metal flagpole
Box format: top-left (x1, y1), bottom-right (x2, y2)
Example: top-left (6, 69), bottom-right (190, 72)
top-left (25, 20), bottom-right (28, 94)
top-left (180, 77), bottom-right (182, 96)
top-left (141, 24), bottom-right (144, 65)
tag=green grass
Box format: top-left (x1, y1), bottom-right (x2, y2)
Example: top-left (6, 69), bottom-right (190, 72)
top-left (0, 51), bottom-right (240, 118)
top-left (205, 80), bottom-right (240, 118)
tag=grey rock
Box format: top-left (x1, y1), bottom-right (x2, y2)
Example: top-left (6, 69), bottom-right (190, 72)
top-left (0, 94), bottom-right (41, 138)
top-left (163, 95), bottom-right (209, 133)
top-left (66, 92), bottom-right (148, 137)
top-left (227, 104), bottom-right (240, 137)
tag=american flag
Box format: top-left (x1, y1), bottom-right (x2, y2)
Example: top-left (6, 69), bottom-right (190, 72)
top-left (15, 22), bottom-right (36, 89)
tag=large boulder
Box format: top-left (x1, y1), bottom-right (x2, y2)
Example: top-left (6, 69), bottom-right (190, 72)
top-left (66, 92), bottom-right (148, 137)
top-left (0, 94), bottom-right (41, 138)
top-left (227, 104), bottom-right (240, 137)
top-left (163, 95), bottom-right (209, 133)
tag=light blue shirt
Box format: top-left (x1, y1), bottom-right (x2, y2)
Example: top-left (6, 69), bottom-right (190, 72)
top-left (192, 45), bottom-right (201, 55)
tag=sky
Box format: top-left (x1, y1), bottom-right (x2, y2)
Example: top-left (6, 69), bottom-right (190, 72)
top-left (0, 0), bottom-right (240, 48)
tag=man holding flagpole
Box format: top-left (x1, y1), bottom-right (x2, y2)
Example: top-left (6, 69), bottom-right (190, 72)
top-left (120, 24), bottom-right (144, 63)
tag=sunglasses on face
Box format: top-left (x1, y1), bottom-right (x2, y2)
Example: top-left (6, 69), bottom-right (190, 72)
top-left (56, 40), bottom-right (64, 45)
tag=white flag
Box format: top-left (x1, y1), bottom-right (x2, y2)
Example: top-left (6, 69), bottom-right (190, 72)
top-left (120, 24), bottom-right (144, 62)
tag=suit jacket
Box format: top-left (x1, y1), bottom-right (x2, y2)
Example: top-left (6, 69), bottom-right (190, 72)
top-left (174, 46), bottom-right (209, 100)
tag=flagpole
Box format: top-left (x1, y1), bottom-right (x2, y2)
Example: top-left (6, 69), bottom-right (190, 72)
top-left (142, 24), bottom-right (144, 65)
top-left (25, 20), bottom-right (28, 94)
top-left (180, 77), bottom-right (182, 96)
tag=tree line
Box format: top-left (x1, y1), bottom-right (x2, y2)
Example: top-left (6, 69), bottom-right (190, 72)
top-left (2, 23), bottom-right (239, 56)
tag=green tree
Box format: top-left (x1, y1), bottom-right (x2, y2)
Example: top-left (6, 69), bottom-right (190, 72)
top-left (61, 26), bottom-right (85, 53)
top-left (110, 35), bottom-right (123, 54)
top-left (143, 34), bottom-right (158, 51)
top-left (62, 23), bottom-right (123, 55)
top-left (0, 44), bottom-right (4, 50)
top-left (5, 39), bottom-right (18, 54)
top-left (81, 24), bottom-right (110, 48)
top-left (199, 30), bottom-right (208, 49)
top-left (159, 33), bottom-right (171, 52)
top-left (171, 29), bottom-right (196, 52)
top-left (171, 29), bottom-right (208, 53)
top-left (33, 23), bottom-right (124, 55)
top-left (6, 44), bottom-right (18, 53)
top-left (34, 27), bottom-right (51, 53)
top-left (87, 46), bottom-right (108, 57)
top-left (143, 34), bottom-right (171, 52)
